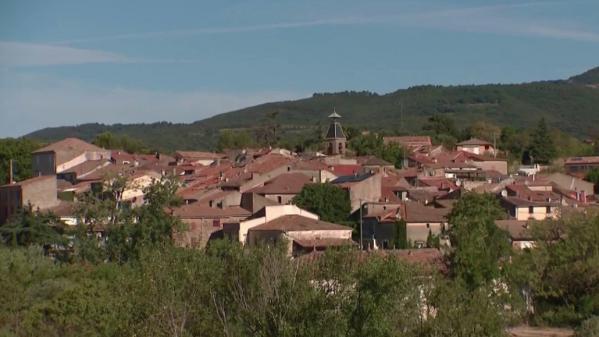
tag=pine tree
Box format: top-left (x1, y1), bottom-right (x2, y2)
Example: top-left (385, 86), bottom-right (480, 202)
top-left (529, 118), bottom-right (557, 164)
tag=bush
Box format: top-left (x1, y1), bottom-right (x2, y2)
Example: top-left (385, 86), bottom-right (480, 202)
top-left (577, 316), bottom-right (599, 337)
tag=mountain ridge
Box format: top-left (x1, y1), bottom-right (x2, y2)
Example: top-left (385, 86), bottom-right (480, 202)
top-left (25, 68), bottom-right (599, 151)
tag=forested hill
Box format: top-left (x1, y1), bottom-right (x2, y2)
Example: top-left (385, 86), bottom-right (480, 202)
top-left (25, 67), bottom-right (599, 151)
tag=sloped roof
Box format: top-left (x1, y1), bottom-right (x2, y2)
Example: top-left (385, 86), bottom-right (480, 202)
top-left (249, 173), bottom-right (312, 195)
top-left (403, 202), bottom-right (451, 223)
top-left (33, 138), bottom-right (107, 166)
top-left (325, 122), bottom-right (346, 139)
top-left (457, 138), bottom-right (492, 146)
top-left (250, 215), bottom-right (352, 232)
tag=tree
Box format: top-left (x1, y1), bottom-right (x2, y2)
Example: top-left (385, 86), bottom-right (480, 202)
top-left (349, 134), bottom-right (404, 168)
top-left (529, 118), bottom-right (557, 164)
top-left (0, 138), bottom-right (41, 184)
top-left (423, 114), bottom-right (458, 138)
top-left (464, 121), bottom-right (501, 143)
top-left (0, 205), bottom-right (65, 249)
top-left (93, 131), bottom-right (148, 153)
top-left (217, 129), bottom-right (254, 151)
top-left (394, 220), bottom-right (408, 249)
top-left (448, 193), bottom-right (511, 290)
top-left (518, 212), bottom-right (599, 326)
top-left (577, 316), bottom-right (599, 337)
top-left (292, 183), bottom-right (351, 223)
top-left (586, 168), bottom-right (599, 194)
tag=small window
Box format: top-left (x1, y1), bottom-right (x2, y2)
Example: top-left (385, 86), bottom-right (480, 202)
top-left (426, 223), bottom-right (430, 229)
top-left (529, 206), bottom-right (534, 214)
top-left (546, 206), bottom-right (551, 213)
top-left (277, 196), bottom-right (282, 204)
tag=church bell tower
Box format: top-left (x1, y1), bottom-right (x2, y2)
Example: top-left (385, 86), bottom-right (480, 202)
top-left (325, 109), bottom-right (347, 155)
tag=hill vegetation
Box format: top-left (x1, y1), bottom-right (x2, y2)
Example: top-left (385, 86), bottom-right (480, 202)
top-left (24, 68), bottom-right (599, 152)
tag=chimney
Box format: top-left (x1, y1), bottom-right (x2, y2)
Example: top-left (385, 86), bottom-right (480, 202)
top-left (8, 159), bottom-right (14, 184)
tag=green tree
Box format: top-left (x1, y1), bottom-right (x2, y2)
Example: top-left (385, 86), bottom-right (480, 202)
top-left (293, 183), bottom-right (351, 223)
top-left (448, 193), bottom-right (511, 290)
top-left (0, 205), bottom-right (65, 249)
top-left (577, 316), bottom-right (599, 337)
top-left (586, 168), bottom-right (599, 194)
top-left (394, 219), bottom-right (408, 249)
top-left (519, 213), bottom-right (599, 326)
top-left (93, 131), bottom-right (148, 153)
top-left (349, 133), bottom-right (404, 168)
top-left (0, 138), bottom-right (41, 184)
top-left (529, 118), bottom-right (557, 164)
top-left (423, 114), bottom-right (459, 138)
top-left (217, 129), bottom-right (254, 151)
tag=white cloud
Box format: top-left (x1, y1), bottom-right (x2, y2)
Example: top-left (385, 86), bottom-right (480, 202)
top-left (0, 74), bottom-right (305, 137)
top-left (0, 41), bottom-right (128, 67)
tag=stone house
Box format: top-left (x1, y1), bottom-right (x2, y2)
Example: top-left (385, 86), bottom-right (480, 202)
top-left (0, 175), bottom-right (59, 223)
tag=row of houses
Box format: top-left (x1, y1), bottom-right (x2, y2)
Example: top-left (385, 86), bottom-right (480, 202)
top-left (2, 112), bottom-right (598, 261)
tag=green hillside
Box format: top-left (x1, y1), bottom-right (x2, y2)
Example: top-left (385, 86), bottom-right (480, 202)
top-left (25, 68), bottom-right (599, 152)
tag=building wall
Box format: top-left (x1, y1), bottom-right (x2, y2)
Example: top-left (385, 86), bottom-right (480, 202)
top-left (236, 205), bottom-right (318, 244)
top-left (362, 220), bottom-right (397, 249)
top-left (176, 216), bottom-right (246, 248)
top-left (21, 177), bottom-right (59, 212)
top-left (32, 152), bottom-right (56, 176)
top-left (471, 160), bottom-right (508, 175)
top-left (0, 176), bottom-right (59, 224)
top-left (515, 206), bottom-right (557, 221)
top-left (0, 186), bottom-right (21, 223)
top-left (406, 222), bottom-right (446, 244)
top-left (347, 174), bottom-right (382, 212)
top-left (264, 193), bottom-right (295, 205)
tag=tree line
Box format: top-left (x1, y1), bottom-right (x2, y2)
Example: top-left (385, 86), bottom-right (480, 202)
top-left (0, 176), bottom-right (598, 336)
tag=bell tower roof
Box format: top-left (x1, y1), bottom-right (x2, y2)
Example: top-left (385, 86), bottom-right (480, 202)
top-left (325, 109), bottom-right (346, 139)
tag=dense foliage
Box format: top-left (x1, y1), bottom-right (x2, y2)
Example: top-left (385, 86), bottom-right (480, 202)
top-left (349, 133), bottom-right (404, 168)
top-left (292, 183), bottom-right (352, 223)
top-left (0, 138), bottom-right (42, 184)
top-left (448, 193), bottom-right (511, 290)
top-left (92, 131), bottom-right (150, 153)
top-left (1, 175), bottom-right (599, 335)
top-left (514, 212), bottom-right (599, 326)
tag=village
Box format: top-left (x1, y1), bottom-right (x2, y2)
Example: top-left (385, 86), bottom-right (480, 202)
top-left (2, 111), bottom-right (598, 267)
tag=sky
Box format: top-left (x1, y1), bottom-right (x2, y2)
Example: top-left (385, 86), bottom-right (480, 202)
top-left (1, 0), bottom-right (599, 137)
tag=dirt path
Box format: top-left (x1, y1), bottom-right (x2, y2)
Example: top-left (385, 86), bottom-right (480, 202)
top-left (507, 325), bottom-right (574, 337)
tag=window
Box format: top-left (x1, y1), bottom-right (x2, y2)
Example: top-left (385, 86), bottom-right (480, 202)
top-left (546, 206), bottom-right (551, 213)
top-left (277, 196), bottom-right (282, 204)
top-left (426, 223), bottom-right (430, 229)
top-left (529, 206), bottom-right (534, 214)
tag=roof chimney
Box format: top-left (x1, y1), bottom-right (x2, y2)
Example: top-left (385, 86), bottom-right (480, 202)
top-left (8, 159), bottom-right (14, 184)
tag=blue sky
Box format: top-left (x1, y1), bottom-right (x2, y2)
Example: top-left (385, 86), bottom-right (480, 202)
top-left (1, 0), bottom-right (598, 137)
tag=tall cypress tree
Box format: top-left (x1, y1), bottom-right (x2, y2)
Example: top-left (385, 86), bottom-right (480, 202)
top-left (529, 118), bottom-right (557, 164)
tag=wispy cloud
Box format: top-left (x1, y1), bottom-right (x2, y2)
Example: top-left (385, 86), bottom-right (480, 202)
top-left (0, 41), bottom-right (129, 67)
top-left (48, 1), bottom-right (599, 45)
top-left (0, 73), bottom-right (305, 137)
top-left (403, 2), bottom-right (599, 43)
